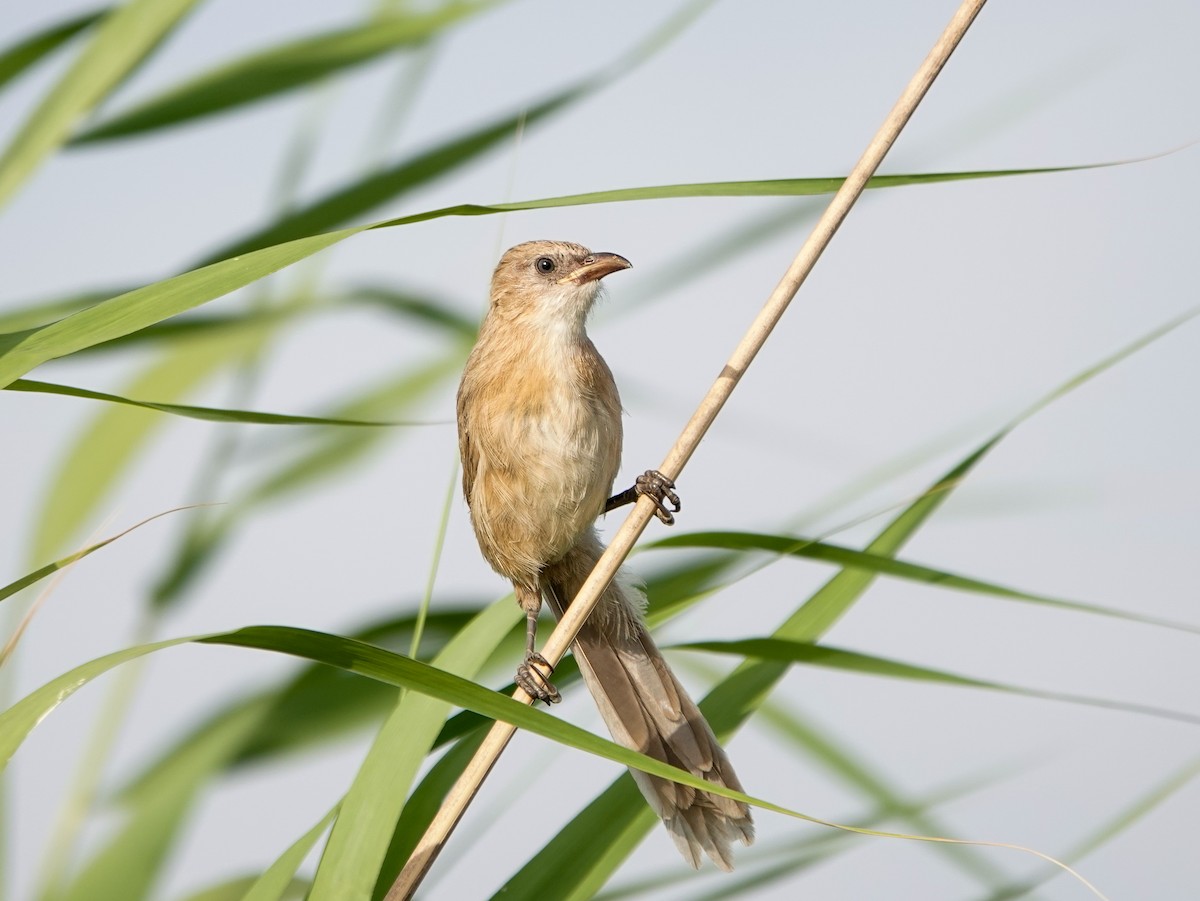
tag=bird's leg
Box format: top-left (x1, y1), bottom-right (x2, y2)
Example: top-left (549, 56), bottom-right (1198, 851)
top-left (605, 470), bottom-right (681, 526)
top-left (514, 584), bottom-right (560, 704)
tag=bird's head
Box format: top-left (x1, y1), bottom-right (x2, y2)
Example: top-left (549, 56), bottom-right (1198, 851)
top-left (488, 240), bottom-right (631, 337)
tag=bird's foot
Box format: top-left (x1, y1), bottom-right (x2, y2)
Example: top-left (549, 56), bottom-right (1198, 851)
top-left (516, 652), bottom-right (561, 704)
top-left (635, 470), bottom-right (681, 525)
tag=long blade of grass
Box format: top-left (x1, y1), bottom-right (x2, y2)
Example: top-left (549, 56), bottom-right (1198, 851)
top-left (0, 621), bottom-right (1106, 901)
top-left (493, 307), bottom-right (1198, 899)
top-left (5, 378), bottom-right (437, 427)
top-left (649, 530), bottom-right (1200, 635)
top-left (71, 3), bottom-right (490, 144)
top-left (0, 8), bottom-right (106, 92)
top-left (0, 0), bottom-right (202, 207)
top-left (0, 163), bottom-right (1122, 389)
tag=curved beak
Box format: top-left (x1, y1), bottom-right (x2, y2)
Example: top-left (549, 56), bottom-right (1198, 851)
top-left (560, 252), bottom-right (632, 285)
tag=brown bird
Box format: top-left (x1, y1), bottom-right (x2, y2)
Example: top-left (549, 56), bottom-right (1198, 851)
top-left (456, 240), bottom-right (754, 869)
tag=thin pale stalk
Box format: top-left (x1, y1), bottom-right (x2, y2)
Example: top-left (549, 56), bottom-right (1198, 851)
top-left (386, 1), bottom-right (989, 897)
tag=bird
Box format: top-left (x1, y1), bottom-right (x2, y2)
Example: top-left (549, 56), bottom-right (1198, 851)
top-left (455, 239), bottom-right (754, 869)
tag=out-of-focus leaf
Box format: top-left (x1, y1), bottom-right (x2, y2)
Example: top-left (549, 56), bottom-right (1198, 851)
top-left (0, 507), bottom-right (193, 606)
top-left (0, 0), bottom-right (202, 207)
top-left (54, 699), bottom-right (272, 901)
top-left (343, 284), bottom-right (476, 340)
top-left (239, 806), bottom-right (336, 901)
top-left (493, 307), bottom-right (1200, 899)
top-left (649, 530), bottom-right (1200, 635)
top-left (6, 378), bottom-right (436, 427)
top-left (679, 638), bottom-right (1200, 727)
top-left (308, 600), bottom-right (516, 901)
top-left (28, 329), bottom-right (265, 563)
top-left (72, 4), bottom-right (489, 143)
top-left (0, 9), bottom-right (106, 92)
top-left (149, 354), bottom-right (462, 608)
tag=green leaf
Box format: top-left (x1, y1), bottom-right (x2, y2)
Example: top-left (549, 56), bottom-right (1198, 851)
top-left (0, 0), bottom-right (202, 207)
top-left (0, 8), bottom-right (105, 93)
top-left (308, 600), bottom-right (517, 901)
top-left (0, 163), bottom-right (1112, 389)
top-left (71, 4), bottom-right (490, 143)
top-left (494, 306), bottom-right (1200, 898)
top-left (2, 625), bottom-right (851, 827)
top-left (679, 638), bottom-right (1200, 727)
top-left (6, 378), bottom-right (439, 427)
top-left (649, 530), bottom-right (1200, 635)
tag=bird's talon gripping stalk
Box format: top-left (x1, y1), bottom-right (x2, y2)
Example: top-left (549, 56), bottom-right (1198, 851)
top-left (516, 652), bottom-right (560, 705)
top-left (605, 469), bottom-right (681, 526)
top-left (635, 469), bottom-right (681, 526)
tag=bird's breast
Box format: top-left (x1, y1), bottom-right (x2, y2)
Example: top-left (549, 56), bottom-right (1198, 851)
top-left (463, 337), bottom-right (623, 574)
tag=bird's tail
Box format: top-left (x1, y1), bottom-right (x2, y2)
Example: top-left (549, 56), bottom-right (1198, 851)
top-left (542, 529), bottom-right (754, 870)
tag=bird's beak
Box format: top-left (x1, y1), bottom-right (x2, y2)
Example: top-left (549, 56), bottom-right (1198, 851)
top-left (560, 252), bottom-right (632, 285)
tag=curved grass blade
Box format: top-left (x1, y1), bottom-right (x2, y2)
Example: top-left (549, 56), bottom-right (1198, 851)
top-left (649, 530), bottom-right (1200, 635)
top-left (0, 162), bottom-right (1120, 389)
top-left (494, 307), bottom-right (1200, 899)
top-left (6, 378), bottom-right (438, 427)
top-left (307, 600), bottom-right (516, 901)
top-left (679, 638), bottom-right (1200, 727)
top-left (0, 0), bottom-right (202, 207)
top-left (0, 8), bottom-right (105, 92)
top-left (71, 3), bottom-right (490, 144)
top-left (239, 804), bottom-right (337, 901)
top-left (0, 627), bottom-right (1104, 899)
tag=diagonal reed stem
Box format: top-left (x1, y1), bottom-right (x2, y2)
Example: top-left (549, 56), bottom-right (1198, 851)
top-left (387, 1), bottom-right (988, 897)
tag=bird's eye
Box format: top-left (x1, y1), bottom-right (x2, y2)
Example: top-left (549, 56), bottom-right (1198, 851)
top-left (535, 257), bottom-right (556, 274)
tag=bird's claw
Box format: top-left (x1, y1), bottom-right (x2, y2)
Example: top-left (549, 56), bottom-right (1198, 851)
top-left (517, 652), bottom-right (561, 704)
top-left (635, 470), bottom-right (681, 526)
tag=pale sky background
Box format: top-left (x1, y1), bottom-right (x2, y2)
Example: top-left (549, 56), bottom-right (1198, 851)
top-left (2, 0), bottom-right (1199, 899)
